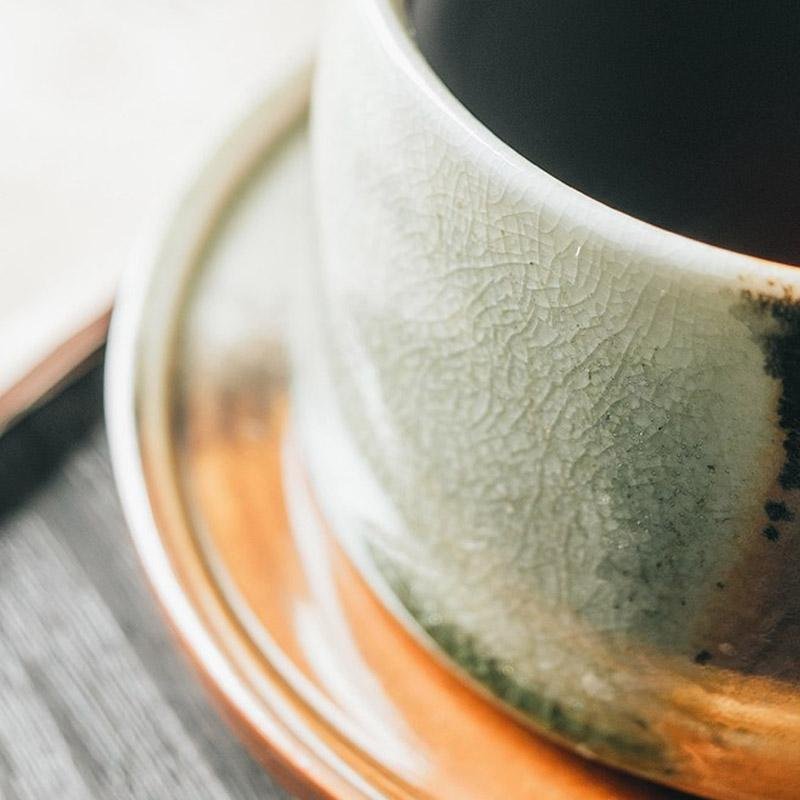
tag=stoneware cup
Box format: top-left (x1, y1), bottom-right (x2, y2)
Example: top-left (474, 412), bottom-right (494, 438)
top-left (292, 1), bottom-right (800, 797)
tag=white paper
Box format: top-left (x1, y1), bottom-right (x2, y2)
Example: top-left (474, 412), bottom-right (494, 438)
top-left (0, 0), bottom-right (320, 396)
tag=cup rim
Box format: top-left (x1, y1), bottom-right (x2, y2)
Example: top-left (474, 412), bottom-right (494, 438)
top-left (362, 0), bottom-right (800, 286)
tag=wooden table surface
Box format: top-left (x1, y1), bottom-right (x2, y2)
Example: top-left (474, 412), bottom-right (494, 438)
top-left (0, 363), bottom-right (289, 800)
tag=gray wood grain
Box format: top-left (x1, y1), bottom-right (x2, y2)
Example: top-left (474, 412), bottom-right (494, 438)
top-left (0, 368), bottom-right (290, 799)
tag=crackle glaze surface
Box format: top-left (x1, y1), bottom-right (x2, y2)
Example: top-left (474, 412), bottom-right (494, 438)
top-left (295, 0), bottom-right (800, 795)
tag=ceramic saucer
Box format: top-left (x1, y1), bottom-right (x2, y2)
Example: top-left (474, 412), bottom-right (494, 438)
top-left (106, 67), bottom-right (688, 800)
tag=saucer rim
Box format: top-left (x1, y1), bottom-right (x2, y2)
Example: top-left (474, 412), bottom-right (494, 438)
top-left (104, 63), bottom-right (365, 800)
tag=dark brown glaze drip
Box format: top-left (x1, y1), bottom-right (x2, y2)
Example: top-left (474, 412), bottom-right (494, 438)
top-left (765, 500), bottom-right (794, 521)
top-left (757, 295), bottom-right (800, 491)
top-left (690, 291), bottom-right (800, 681)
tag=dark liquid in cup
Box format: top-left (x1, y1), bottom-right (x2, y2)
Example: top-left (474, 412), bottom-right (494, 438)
top-left (406, 1), bottom-right (800, 265)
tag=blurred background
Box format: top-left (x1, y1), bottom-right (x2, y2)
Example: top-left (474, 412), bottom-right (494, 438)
top-left (0, 3), bottom-right (320, 797)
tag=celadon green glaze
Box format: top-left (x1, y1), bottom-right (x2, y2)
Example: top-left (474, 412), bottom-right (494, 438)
top-left (292, 1), bottom-right (800, 797)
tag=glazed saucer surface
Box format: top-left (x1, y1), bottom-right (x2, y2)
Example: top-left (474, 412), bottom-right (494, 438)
top-left (106, 69), bottom-right (688, 800)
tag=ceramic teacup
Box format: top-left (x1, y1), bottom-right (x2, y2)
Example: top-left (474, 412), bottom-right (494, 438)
top-left (293, 1), bottom-right (800, 796)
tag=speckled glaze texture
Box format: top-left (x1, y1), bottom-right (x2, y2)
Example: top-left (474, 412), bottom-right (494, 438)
top-left (294, 0), bottom-right (800, 796)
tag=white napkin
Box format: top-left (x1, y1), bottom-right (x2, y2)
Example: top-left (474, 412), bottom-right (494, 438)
top-left (0, 0), bottom-right (320, 422)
